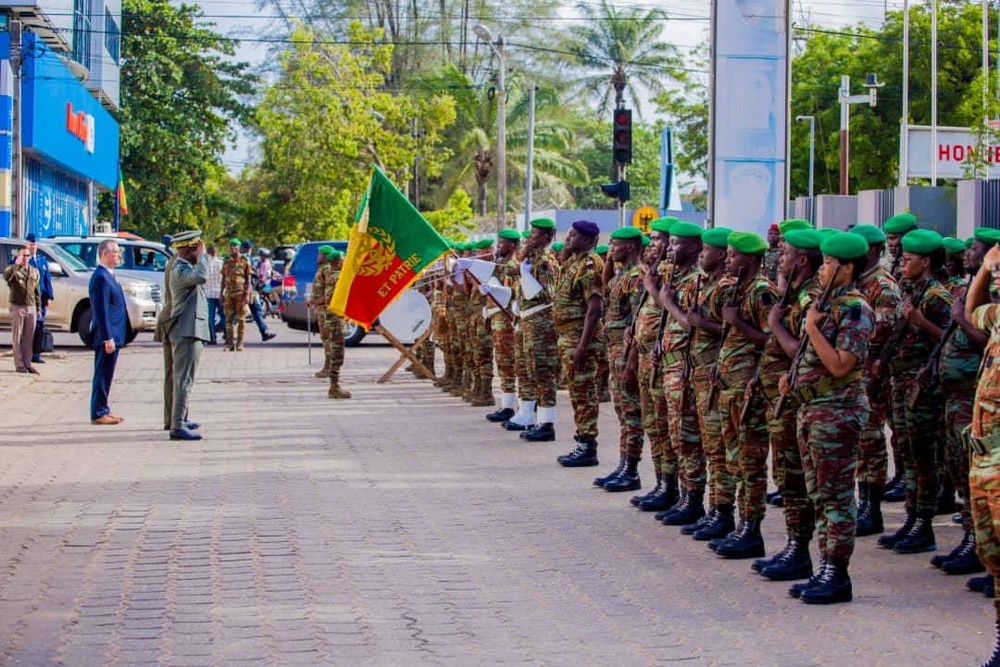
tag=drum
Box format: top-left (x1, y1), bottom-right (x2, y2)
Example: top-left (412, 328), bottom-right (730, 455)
top-left (378, 288), bottom-right (432, 344)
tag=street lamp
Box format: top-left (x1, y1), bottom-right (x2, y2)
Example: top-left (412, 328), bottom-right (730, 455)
top-left (838, 73), bottom-right (883, 195)
top-left (796, 115), bottom-right (815, 213)
top-left (474, 23), bottom-right (506, 233)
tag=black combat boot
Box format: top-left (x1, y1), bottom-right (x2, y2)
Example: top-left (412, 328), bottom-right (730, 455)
top-left (716, 517), bottom-right (766, 559)
top-left (877, 512), bottom-right (916, 549)
top-left (986, 579), bottom-right (996, 598)
top-left (766, 490), bottom-right (783, 507)
top-left (789, 556), bottom-right (828, 599)
top-left (631, 472), bottom-right (661, 507)
top-left (893, 514), bottom-right (936, 554)
top-left (883, 469), bottom-right (906, 502)
top-left (936, 478), bottom-right (957, 515)
top-left (604, 457), bottom-right (641, 492)
top-left (753, 536), bottom-right (793, 574)
top-left (522, 423), bottom-right (555, 442)
top-left (693, 504), bottom-right (735, 541)
top-left (856, 484), bottom-right (884, 537)
top-left (980, 620), bottom-right (1000, 667)
top-left (708, 520), bottom-right (742, 552)
top-left (485, 407), bottom-right (516, 423)
top-left (681, 506), bottom-right (716, 535)
top-left (594, 455), bottom-right (626, 488)
top-left (940, 531), bottom-right (986, 575)
top-left (856, 482), bottom-right (870, 523)
top-left (761, 537), bottom-right (813, 581)
top-left (557, 437), bottom-right (599, 467)
top-left (656, 492), bottom-right (689, 522)
top-left (639, 473), bottom-right (678, 512)
top-left (662, 489), bottom-right (706, 526)
top-left (800, 557), bottom-right (852, 605)
top-left (969, 575), bottom-right (993, 593)
top-left (932, 530), bottom-right (971, 568)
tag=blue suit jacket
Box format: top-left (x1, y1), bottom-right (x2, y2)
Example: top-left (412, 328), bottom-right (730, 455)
top-left (28, 253), bottom-right (53, 304)
top-left (88, 265), bottom-right (127, 347)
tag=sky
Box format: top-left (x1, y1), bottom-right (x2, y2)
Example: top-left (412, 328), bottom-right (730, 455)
top-left (202, 0), bottom-right (900, 172)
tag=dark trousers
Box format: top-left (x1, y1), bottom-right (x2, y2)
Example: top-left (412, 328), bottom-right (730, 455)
top-left (207, 298), bottom-right (223, 344)
top-left (90, 346), bottom-right (119, 420)
top-left (249, 299), bottom-right (268, 336)
top-left (31, 307), bottom-right (47, 357)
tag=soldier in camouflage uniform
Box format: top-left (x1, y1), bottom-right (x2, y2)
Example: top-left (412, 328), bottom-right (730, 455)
top-left (311, 250), bottom-right (333, 378)
top-left (505, 219), bottom-right (560, 440)
top-left (877, 229), bottom-right (954, 554)
top-left (625, 218), bottom-right (679, 511)
top-left (753, 226), bottom-right (823, 581)
top-left (465, 239), bottom-right (496, 407)
top-left (782, 231), bottom-right (873, 605)
top-left (484, 229), bottom-right (521, 421)
top-left (762, 223), bottom-right (782, 283)
top-left (847, 224), bottom-right (901, 536)
top-left (711, 231), bottom-right (777, 560)
top-left (593, 227), bottom-right (646, 491)
top-left (310, 246), bottom-right (350, 398)
top-left (220, 238), bottom-right (252, 351)
top-left (594, 244), bottom-right (612, 403)
top-left (449, 244), bottom-right (472, 398)
top-left (682, 227), bottom-right (735, 538)
top-left (963, 241), bottom-right (1000, 666)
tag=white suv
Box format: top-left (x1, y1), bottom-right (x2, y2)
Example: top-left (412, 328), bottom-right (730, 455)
top-left (49, 236), bottom-right (171, 293)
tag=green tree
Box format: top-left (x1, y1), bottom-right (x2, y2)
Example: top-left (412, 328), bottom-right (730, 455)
top-left (115, 0), bottom-right (257, 237)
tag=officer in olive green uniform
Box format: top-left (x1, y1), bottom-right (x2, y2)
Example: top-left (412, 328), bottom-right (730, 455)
top-left (221, 238), bottom-right (252, 351)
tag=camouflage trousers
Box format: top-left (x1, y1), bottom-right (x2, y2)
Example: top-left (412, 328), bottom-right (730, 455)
top-left (608, 331), bottom-right (643, 458)
top-left (491, 318), bottom-right (516, 393)
top-left (521, 313), bottom-right (558, 408)
top-left (471, 310), bottom-right (493, 385)
top-left (943, 380), bottom-right (975, 529)
top-left (857, 367), bottom-right (890, 486)
top-left (692, 368), bottom-right (731, 507)
top-left (663, 367), bottom-right (705, 492)
top-left (719, 382), bottom-right (769, 521)
top-left (322, 313), bottom-right (345, 382)
top-left (557, 323), bottom-right (603, 439)
top-left (638, 350), bottom-right (675, 476)
top-left (894, 372), bottom-right (942, 516)
top-left (888, 376), bottom-right (913, 489)
top-left (798, 399), bottom-right (867, 560)
top-left (222, 296), bottom-right (247, 345)
top-left (514, 327), bottom-right (529, 396)
top-left (596, 340), bottom-right (609, 398)
top-left (762, 383), bottom-right (813, 540)
top-left (970, 438), bottom-right (1000, 618)
top-left (441, 309), bottom-right (460, 380)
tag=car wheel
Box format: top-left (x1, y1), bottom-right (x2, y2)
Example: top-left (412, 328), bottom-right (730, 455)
top-left (76, 306), bottom-right (93, 346)
top-left (344, 321), bottom-right (366, 347)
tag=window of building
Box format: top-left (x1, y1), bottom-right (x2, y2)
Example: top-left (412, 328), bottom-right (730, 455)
top-left (104, 9), bottom-right (120, 64)
top-left (72, 0), bottom-right (92, 68)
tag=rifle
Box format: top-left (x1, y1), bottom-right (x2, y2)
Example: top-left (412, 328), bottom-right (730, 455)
top-left (679, 274), bottom-right (702, 416)
top-left (772, 269), bottom-right (839, 419)
top-left (707, 268), bottom-right (746, 410)
top-left (911, 275), bottom-right (972, 403)
top-left (740, 266), bottom-right (800, 424)
top-left (867, 279), bottom-right (933, 402)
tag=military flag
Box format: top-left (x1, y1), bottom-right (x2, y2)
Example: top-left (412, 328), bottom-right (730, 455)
top-left (330, 166), bottom-right (450, 329)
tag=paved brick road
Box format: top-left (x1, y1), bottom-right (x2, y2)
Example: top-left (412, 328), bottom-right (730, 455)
top-left (0, 324), bottom-right (994, 666)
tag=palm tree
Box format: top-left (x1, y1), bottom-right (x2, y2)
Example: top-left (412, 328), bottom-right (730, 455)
top-left (561, 0), bottom-right (683, 116)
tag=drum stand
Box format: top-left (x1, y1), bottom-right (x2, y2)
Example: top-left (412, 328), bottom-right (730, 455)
top-left (375, 325), bottom-right (438, 384)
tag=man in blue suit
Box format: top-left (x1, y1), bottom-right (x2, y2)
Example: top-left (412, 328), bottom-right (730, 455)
top-left (89, 239), bottom-right (127, 425)
top-left (25, 233), bottom-right (53, 364)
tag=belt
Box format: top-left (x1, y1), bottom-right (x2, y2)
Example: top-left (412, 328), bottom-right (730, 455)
top-left (793, 369), bottom-right (862, 404)
top-left (965, 425), bottom-right (1000, 456)
top-left (519, 303), bottom-right (552, 320)
top-left (717, 367), bottom-right (756, 391)
top-left (889, 358), bottom-right (923, 375)
top-left (690, 348), bottom-right (718, 366)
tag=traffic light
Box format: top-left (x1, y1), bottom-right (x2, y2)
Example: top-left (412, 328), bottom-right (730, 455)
top-left (613, 108), bottom-right (633, 165)
top-left (600, 179), bottom-right (631, 203)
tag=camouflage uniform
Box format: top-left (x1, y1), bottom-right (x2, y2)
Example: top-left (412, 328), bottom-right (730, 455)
top-left (604, 260), bottom-right (644, 461)
top-left (449, 278), bottom-right (469, 396)
top-left (310, 262), bottom-right (346, 393)
top-left (468, 271), bottom-right (494, 404)
top-left (221, 253), bottom-right (251, 350)
top-left (794, 286), bottom-right (873, 561)
top-left (518, 247), bottom-right (559, 410)
top-left (717, 274), bottom-right (777, 524)
top-left (490, 256), bottom-right (520, 394)
top-left (635, 260), bottom-right (676, 482)
top-left (553, 251), bottom-right (605, 440)
top-left (762, 245), bottom-right (781, 283)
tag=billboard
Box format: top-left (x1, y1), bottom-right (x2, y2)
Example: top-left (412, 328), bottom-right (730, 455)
top-left (710, 0), bottom-right (790, 235)
top-left (907, 125), bottom-right (1000, 180)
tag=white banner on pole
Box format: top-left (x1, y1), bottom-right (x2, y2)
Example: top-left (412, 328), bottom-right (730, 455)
top-left (906, 125), bottom-right (1000, 179)
top-left (709, 0), bottom-right (790, 235)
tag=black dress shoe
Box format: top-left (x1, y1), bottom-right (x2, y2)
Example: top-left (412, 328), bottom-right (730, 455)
top-left (169, 428), bottom-right (203, 441)
top-left (502, 420), bottom-right (531, 432)
top-left (262, 331), bottom-right (277, 341)
top-left (163, 421), bottom-right (200, 431)
top-left (521, 423), bottom-right (555, 442)
top-left (486, 407), bottom-right (516, 423)
top-left (31, 356), bottom-right (45, 364)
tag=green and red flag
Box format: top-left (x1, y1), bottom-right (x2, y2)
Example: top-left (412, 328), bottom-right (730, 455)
top-left (330, 166), bottom-right (450, 328)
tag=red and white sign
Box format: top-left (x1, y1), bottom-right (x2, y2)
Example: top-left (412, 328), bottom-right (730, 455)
top-left (907, 125), bottom-right (1000, 179)
top-left (65, 102), bottom-right (95, 154)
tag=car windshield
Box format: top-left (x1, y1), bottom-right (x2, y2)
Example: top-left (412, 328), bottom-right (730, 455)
top-left (40, 242), bottom-right (90, 272)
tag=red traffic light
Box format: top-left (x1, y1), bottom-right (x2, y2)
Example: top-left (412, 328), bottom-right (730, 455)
top-left (612, 108), bottom-right (632, 165)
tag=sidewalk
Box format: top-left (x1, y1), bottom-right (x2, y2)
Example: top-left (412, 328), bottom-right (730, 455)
top-left (0, 324), bottom-right (994, 666)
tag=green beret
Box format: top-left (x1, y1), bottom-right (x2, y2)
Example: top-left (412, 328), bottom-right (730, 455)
top-left (702, 227), bottom-right (732, 249)
top-left (649, 216), bottom-right (680, 234)
top-left (670, 221), bottom-right (704, 239)
top-left (610, 226), bottom-right (643, 240)
top-left (475, 238), bottom-right (495, 249)
top-left (942, 237), bottom-right (967, 254)
top-left (974, 228), bottom-right (1000, 246)
top-left (778, 218), bottom-right (813, 235)
top-left (498, 229), bottom-right (521, 241)
top-left (551, 241), bottom-right (565, 252)
top-left (328, 249), bottom-right (344, 260)
top-left (849, 223), bottom-right (886, 245)
top-left (728, 231), bottom-right (767, 255)
top-left (883, 213), bottom-right (917, 235)
top-left (783, 229), bottom-right (823, 250)
top-left (521, 229), bottom-right (532, 239)
top-left (901, 228), bottom-right (943, 255)
top-left (229, 238), bottom-right (241, 246)
top-left (817, 228), bottom-right (841, 240)
top-left (595, 244), bottom-right (609, 255)
top-left (317, 245), bottom-right (335, 257)
top-left (820, 233), bottom-right (869, 261)
top-left (641, 235), bottom-right (652, 248)
top-left (530, 218), bottom-right (556, 230)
